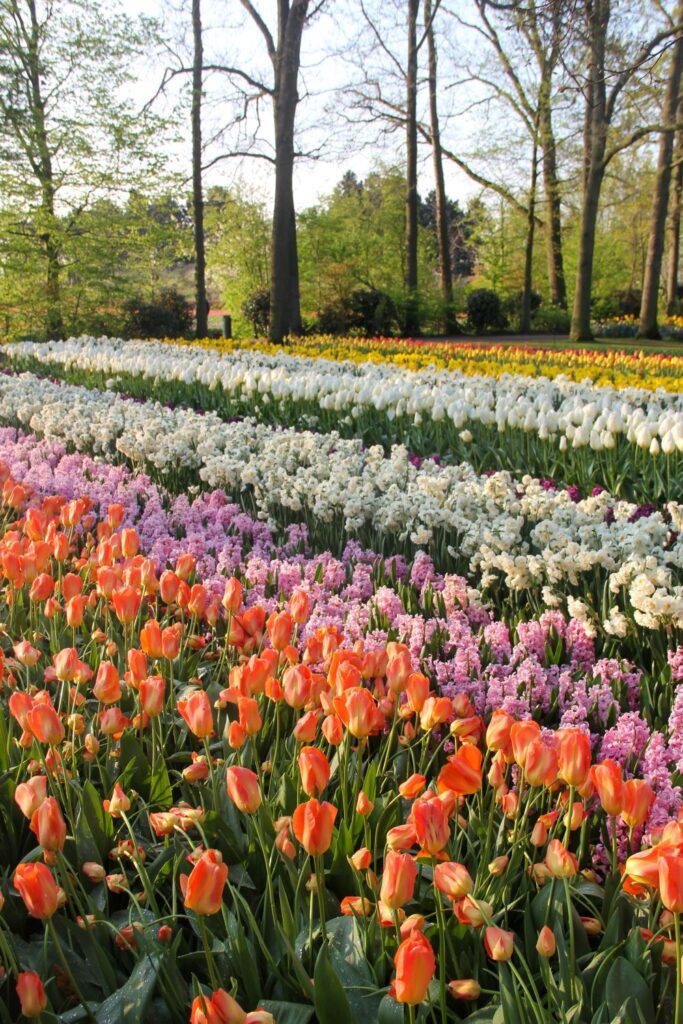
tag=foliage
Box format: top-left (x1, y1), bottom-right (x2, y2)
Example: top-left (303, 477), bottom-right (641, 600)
top-left (316, 287), bottom-right (398, 336)
top-left (466, 288), bottom-right (506, 333)
top-left (242, 289), bottom-right (271, 336)
top-left (122, 288), bottom-right (192, 339)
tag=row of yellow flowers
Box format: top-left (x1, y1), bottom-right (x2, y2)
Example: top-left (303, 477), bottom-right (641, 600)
top-left (163, 333), bottom-right (683, 392)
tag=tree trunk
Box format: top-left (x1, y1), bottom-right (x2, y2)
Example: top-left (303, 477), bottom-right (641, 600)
top-left (520, 130), bottom-right (539, 334)
top-left (640, 6), bottom-right (683, 338)
top-left (570, 0), bottom-right (608, 342)
top-left (269, 0), bottom-right (307, 343)
top-left (191, 0), bottom-right (208, 339)
top-left (404, 0), bottom-right (420, 337)
top-left (425, 0), bottom-right (457, 335)
top-left (27, 0), bottom-right (63, 338)
top-left (667, 101), bottom-right (683, 315)
top-left (538, 82), bottom-right (566, 308)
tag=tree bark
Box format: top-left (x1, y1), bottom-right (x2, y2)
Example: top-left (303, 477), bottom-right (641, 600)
top-left (27, 0), bottom-right (63, 338)
top-left (404, 0), bottom-right (420, 336)
top-left (425, 0), bottom-right (458, 334)
top-left (667, 99), bottom-right (683, 315)
top-left (268, 0), bottom-right (307, 343)
top-left (520, 127), bottom-right (539, 334)
top-left (538, 77), bottom-right (566, 308)
top-left (191, 0), bottom-right (208, 339)
top-left (570, 0), bottom-right (609, 342)
top-left (640, 6), bottom-right (683, 338)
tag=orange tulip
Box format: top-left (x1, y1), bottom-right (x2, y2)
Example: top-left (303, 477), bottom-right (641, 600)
top-left (486, 712), bottom-right (512, 759)
top-left (621, 780), bottom-right (655, 829)
top-left (178, 689), bottom-right (214, 738)
top-left (437, 744), bottom-right (482, 796)
top-left (379, 850), bottom-right (417, 909)
top-left (525, 738), bottom-right (558, 787)
top-left (26, 702), bottom-right (64, 745)
top-left (322, 714), bottom-right (343, 745)
top-left (333, 687), bottom-right (383, 738)
top-left (484, 926), bottom-right (514, 961)
top-left (140, 619), bottom-right (163, 659)
top-left (181, 849), bottom-right (228, 915)
top-left (434, 861), bottom-right (473, 900)
top-left (557, 729), bottom-right (592, 788)
top-left (226, 766), bottom-right (262, 814)
top-left (298, 746), bottom-right (331, 797)
top-left (405, 672), bottom-right (430, 713)
top-left (410, 793), bottom-right (451, 856)
top-left (16, 972), bottom-right (47, 1018)
top-left (282, 665), bottom-right (312, 709)
top-left (139, 675), bottom-right (166, 717)
top-left (590, 759), bottom-right (624, 817)
top-left (545, 839), bottom-right (578, 879)
top-left (112, 585), bottom-right (142, 625)
top-left (267, 610), bottom-right (293, 651)
top-left (93, 661), bottom-right (122, 704)
top-left (289, 588), bottom-right (310, 624)
top-left (30, 796), bottom-right (66, 852)
top-left (14, 862), bottom-right (60, 919)
top-left (159, 570), bottom-right (180, 604)
top-left (14, 776), bottom-right (48, 818)
top-left (419, 696), bottom-right (452, 731)
top-left (190, 988), bottom-right (246, 1024)
top-left (399, 773), bottom-right (426, 799)
top-left (162, 624), bottom-right (181, 660)
top-left (356, 791), bottom-right (374, 816)
top-left (510, 720), bottom-right (541, 767)
top-left (29, 573), bottom-right (54, 603)
top-left (237, 696), bottom-right (262, 736)
top-left (292, 798), bottom-right (337, 856)
top-left (103, 783), bottom-right (131, 818)
top-left (536, 925), bottom-right (556, 958)
top-left (53, 646), bottom-right (78, 681)
top-left (393, 931), bottom-right (436, 1005)
top-left (659, 852), bottom-right (683, 913)
top-left (448, 979), bottom-right (481, 1000)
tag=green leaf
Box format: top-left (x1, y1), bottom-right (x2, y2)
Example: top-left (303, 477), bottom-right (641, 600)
top-left (80, 780), bottom-right (114, 861)
top-left (605, 957), bottom-right (654, 1023)
top-left (324, 917), bottom-right (382, 1021)
top-left (94, 952), bottom-right (163, 1024)
top-left (377, 995), bottom-right (404, 1024)
top-left (257, 1002), bottom-right (314, 1024)
top-left (313, 940), bottom-right (355, 1024)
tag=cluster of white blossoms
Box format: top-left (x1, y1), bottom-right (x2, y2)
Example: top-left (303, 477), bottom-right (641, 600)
top-left (1, 367), bottom-right (682, 630)
top-left (7, 335), bottom-right (683, 455)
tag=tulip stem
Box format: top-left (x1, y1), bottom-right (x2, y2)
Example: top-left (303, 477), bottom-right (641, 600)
top-left (197, 915), bottom-right (221, 990)
top-left (47, 917), bottom-right (96, 1023)
top-left (433, 879), bottom-right (447, 1024)
top-left (407, 1006), bottom-right (416, 1024)
top-left (315, 855), bottom-right (328, 942)
top-left (675, 912), bottom-right (682, 1024)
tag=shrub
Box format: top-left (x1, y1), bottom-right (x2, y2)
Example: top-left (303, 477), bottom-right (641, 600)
top-left (122, 288), bottom-right (192, 339)
top-left (241, 289), bottom-right (271, 337)
top-left (531, 306), bottom-right (571, 334)
top-left (316, 288), bottom-right (398, 336)
top-left (502, 289), bottom-right (542, 320)
top-left (466, 288), bottom-right (506, 334)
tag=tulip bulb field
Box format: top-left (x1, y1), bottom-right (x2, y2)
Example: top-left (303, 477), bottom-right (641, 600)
top-left (4, 337), bottom-right (683, 1024)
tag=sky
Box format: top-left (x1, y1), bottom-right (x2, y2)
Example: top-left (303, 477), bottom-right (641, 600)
top-left (123, 0), bottom-right (493, 212)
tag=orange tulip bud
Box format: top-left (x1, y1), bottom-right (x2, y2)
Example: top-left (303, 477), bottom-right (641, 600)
top-left (181, 849), bottom-right (228, 915)
top-left (292, 798), bottom-right (337, 856)
top-left (448, 978), bottom-right (481, 1000)
top-left (545, 839), bottom-right (578, 879)
top-left (379, 850), bottom-right (417, 909)
top-left (226, 766), bottom-right (262, 814)
top-left (434, 861), bottom-right (473, 899)
top-left (484, 926), bottom-right (514, 961)
top-left (16, 972), bottom-right (47, 1018)
top-left (536, 925), bottom-right (556, 957)
top-left (393, 931), bottom-right (436, 1005)
top-left (356, 791), bottom-right (374, 816)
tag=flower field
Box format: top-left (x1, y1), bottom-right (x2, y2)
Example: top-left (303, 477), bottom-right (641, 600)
top-left (2, 338), bottom-right (683, 1024)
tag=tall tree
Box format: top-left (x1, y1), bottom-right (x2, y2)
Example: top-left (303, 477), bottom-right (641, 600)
top-left (667, 94), bottom-right (683, 314)
top-left (404, 0), bottom-right (420, 335)
top-left (571, 1), bottom-right (676, 341)
top-left (237, 0), bottom-right (313, 342)
top-left (424, 0), bottom-right (457, 333)
top-left (0, 0), bottom-right (164, 339)
top-left (639, 3), bottom-right (683, 338)
top-left (191, 0), bottom-right (208, 338)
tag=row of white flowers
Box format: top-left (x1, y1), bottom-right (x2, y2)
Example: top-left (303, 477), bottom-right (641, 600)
top-left (1, 368), bottom-right (681, 631)
top-left (6, 335), bottom-right (683, 454)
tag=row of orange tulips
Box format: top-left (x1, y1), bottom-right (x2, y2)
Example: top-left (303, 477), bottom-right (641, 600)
top-left (0, 480), bottom-right (680, 1023)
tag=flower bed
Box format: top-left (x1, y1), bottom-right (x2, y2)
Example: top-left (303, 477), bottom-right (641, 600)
top-left (6, 336), bottom-right (683, 502)
top-left (0, 483), bottom-right (682, 1024)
